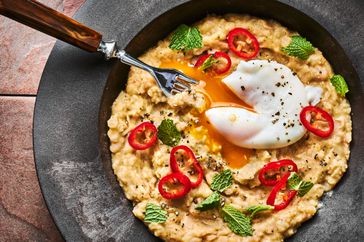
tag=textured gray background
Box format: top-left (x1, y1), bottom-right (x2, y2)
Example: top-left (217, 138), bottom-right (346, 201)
top-left (34, 0), bottom-right (364, 241)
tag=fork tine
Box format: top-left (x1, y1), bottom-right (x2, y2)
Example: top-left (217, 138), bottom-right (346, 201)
top-left (171, 88), bottom-right (183, 94)
top-left (176, 74), bottom-right (199, 84)
top-left (173, 81), bottom-right (190, 90)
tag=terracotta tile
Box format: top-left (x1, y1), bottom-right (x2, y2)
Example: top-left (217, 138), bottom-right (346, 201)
top-left (0, 0), bottom-right (85, 95)
top-left (0, 204), bottom-right (49, 242)
top-left (0, 0), bottom-right (86, 239)
top-left (0, 97), bottom-right (63, 241)
top-left (63, 0), bottom-right (86, 16)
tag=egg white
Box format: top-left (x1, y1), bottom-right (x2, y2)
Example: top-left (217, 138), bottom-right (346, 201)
top-left (205, 60), bottom-right (322, 149)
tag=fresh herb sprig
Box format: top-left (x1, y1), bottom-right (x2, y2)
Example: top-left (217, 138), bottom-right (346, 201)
top-left (222, 205), bottom-right (253, 237)
top-left (282, 36), bottom-right (314, 60)
top-left (144, 203), bottom-right (168, 223)
top-left (211, 169), bottom-right (233, 192)
top-left (157, 119), bottom-right (181, 147)
top-left (169, 24), bottom-right (203, 51)
top-left (195, 170), bottom-right (231, 210)
top-left (195, 192), bottom-right (221, 211)
top-left (330, 74), bottom-right (349, 97)
top-left (287, 172), bottom-right (314, 197)
top-left (203, 170), bottom-right (254, 236)
top-left (245, 205), bottom-right (274, 218)
top-left (200, 55), bottom-right (218, 71)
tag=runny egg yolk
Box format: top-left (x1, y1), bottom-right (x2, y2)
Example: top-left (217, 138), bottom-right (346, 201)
top-left (160, 60), bottom-right (253, 168)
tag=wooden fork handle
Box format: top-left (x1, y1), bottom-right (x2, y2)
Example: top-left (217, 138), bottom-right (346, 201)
top-left (0, 0), bottom-right (102, 52)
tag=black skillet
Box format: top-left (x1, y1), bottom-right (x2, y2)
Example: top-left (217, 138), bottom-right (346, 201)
top-left (2, 0), bottom-right (363, 241)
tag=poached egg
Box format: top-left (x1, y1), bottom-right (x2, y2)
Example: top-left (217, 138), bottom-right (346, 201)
top-left (205, 60), bottom-right (322, 149)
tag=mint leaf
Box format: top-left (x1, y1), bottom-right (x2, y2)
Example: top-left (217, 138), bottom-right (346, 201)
top-left (200, 55), bottom-right (219, 71)
top-left (169, 24), bottom-right (203, 51)
top-left (222, 205), bottom-right (252, 237)
top-left (211, 170), bottom-right (233, 192)
top-left (287, 172), bottom-right (314, 197)
top-left (287, 172), bottom-right (301, 190)
top-left (157, 119), bottom-right (181, 147)
top-left (297, 180), bottom-right (314, 197)
top-left (330, 74), bottom-right (349, 97)
top-left (245, 205), bottom-right (273, 218)
top-left (195, 192), bottom-right (221, 211)
top-left (144, 203), bottom-right (168, 223)
top-left (282, 36), bottom-right (314, 60)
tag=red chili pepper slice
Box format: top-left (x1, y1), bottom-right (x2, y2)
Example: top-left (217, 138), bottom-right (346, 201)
top-left (227, 28), bottom-right (260, 59)
top-left (300, 106), bottom-right (334, 138)
top-left (158, 172), bottom-right (191, 199)
top-left (194, 51), bottom-right (232, 74)
top-left (170, 145), bottom-right (203, 188)
top-left (266, 172), bottom-right (297, 211)
top-left (128, 122), bottom-right (158, 150)
top-left (258, 160), bottom-right (298, 186)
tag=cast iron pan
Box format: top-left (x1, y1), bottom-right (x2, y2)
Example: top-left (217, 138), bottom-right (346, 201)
top-left (32, 0), bottom-right (364, 241)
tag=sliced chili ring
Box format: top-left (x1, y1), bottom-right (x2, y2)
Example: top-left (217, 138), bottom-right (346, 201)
top-left (227, 27), bottom-right (259, 59)
top-left (170, 145), bottom-right (203, 188)
top-left (258, 159), bottom-right (298, 186)
top-left (300, 106), bottom-right (334, 138)
top-left (128, 122), bottom-right (158, 150)
top-left (158, 172), bottom-right (191, 199)
top-left (266, 172), bottom-right (297, 211)
top-left (194, 51), bottom-right (232, 74)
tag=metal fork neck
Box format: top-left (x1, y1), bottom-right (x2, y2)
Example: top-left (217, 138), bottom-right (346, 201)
top-left (97, 40), bottom-right (118, 59)
top-left (97, 40), bottom-right (153, 73)
top-left (117, 50), bottom-right (154, 73)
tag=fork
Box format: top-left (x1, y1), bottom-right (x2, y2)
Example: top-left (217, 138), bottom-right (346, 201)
top-left (98, 42), bottom-right (198, 96)
top-left (0, 0), bottom-right (198, 96)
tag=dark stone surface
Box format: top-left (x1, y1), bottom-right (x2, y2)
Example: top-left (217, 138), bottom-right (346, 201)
top-left (34, 0), bottom-right (364, 241)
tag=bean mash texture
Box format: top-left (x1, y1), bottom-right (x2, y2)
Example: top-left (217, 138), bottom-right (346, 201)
top-left (107, 15), bottom-right (351, 241)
